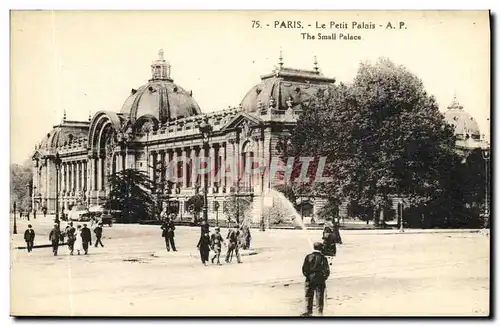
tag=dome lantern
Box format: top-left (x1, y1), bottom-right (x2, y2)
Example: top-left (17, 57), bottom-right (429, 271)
top-left (151, 49), bottom-right (172, 81)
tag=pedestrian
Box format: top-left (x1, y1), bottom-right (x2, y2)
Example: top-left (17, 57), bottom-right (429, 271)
top-left (301, 242), bottom-right (330, 317)
top-left (65, 222), bottom-right (76, 255)
top-left (210, 227), bottom-right (224, 265)
top-left (94, 223), bottom-right (104, 247)
top-left (161, 218), bottom-right (177, 251)
top-left (33, 209), bottom-right (36, 220)
top-left (197, 232), bottom-right (211, 266)
top-left (26, 210), bottom-right (30, 221)
top-left (225, 224), bottom-right (242, 264)
top-left (48, 224), bottom-right (61, 256)
top-left (332, 219), bottom-right (342, 244)
top-left (24, 224), bottom-right (35, 252)
top-left (200, 220), bottom-right (210, 235)
top-left (81, 223), bottom-right (92, 255)
top-left (43, 207), bottom-right (47, 218)
top-left (243, 225), bottom-right (251, 249)
top-left (74, 225), bottom-right (83, 255)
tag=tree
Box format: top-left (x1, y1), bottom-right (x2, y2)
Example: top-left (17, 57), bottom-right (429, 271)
top-left (288, 58), bottom-right (458, 227)
top-left (105, 169), bottom-right (154, 223)
top-left (11, 161), bottom-right (33, 211)
top-left (186, 194), bottom-right (204, 223)
top-left (223, 194), bottom-right (251, 224)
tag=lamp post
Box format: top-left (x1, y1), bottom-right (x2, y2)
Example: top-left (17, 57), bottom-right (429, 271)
top-left (399, 200), bottom-right (404, 233)
top-left (198, 117), bottom-right (213, 223)
top-left (481, 140), bottom-right (490, 229)
top-left (13, 201), bottom-right (17, 234)
top-left (54, 152), bottom-right (62, 225)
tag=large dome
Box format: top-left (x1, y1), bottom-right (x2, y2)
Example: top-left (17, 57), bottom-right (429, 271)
top-left (240, 62), bottom-right (335, 113)
top-left (120, 50), bottom-right (201, 123)
top-left (443, 98), bottom-right (481, 140)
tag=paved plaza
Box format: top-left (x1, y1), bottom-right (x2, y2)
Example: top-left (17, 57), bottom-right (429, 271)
top-left (10, 215), bottom-right (489, 316)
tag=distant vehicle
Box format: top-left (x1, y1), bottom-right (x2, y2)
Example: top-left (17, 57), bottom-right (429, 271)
top-left (87, 206), bottom-right (118, 226)
top-left (68, 205), bottom-right (90, 222)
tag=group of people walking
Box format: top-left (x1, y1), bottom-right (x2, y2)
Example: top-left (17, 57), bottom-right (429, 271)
top-left (196, 223), bottom-right (244, 266)
top-left (24, 220), bottom-right (105, 256)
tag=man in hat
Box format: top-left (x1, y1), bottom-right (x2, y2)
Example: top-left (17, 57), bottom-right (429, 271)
top-left (161, 217), bottom-right (177, 251)
top-left (94, 222), bottom-right (104, 247)
top-left (301, 242), bottom-right (330, 317)
top-left (210, 227), bottom-right (224, 265)
top-left (80, 223), bottom-right (92, 255)
top-left (225, 224), bottom-right (242, 264)
top-left (24, 224), bottom-right (35, 252)
top-left (48, 224), bottom-right (61, 256)
top-left (65, 222), bottom-right (76, 255)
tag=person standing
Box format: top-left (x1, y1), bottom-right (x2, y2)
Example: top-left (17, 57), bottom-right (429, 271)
top-left (197, 232), bottom-right (211, 266)
top-left (225, 224), bottom-right (242, 264)
top-left (33, 209), bottom-right (36, 220)
top-left (24, 224), bottom-right (35, 252)
top-left (74, 225), bottom-right (83, 255)
top-left (301, 242), bottom-right (330, 317)
top-left (94, 223), bottom-right (104, 247)
top-left (161, 218), bottom-right (177, 251)
top-left (210, 227), bottom-right (224, 265)
top-left (65, 222), bottom-right (76, 255)
top-left (48, 224), bottom-right (61, 256)
top-left (43, 207), bottom-right (47, 218)
top-left (81, 223), bottom-right (92, 254)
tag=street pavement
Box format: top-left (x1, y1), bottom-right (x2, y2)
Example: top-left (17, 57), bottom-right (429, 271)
top-left (10, 215), bottom-right (490, 316)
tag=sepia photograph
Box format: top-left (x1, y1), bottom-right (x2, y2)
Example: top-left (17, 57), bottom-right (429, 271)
top-left (9, 10), bottom-right (491, 317)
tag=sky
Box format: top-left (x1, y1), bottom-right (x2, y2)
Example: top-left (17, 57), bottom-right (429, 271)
top-left (10, 10), bottom-right (490, 164)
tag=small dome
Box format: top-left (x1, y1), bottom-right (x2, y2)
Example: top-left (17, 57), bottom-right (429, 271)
top-left (38, 121), bottom-right (89, 150)
top-left (120, 50), bottom-right (201, 123)
top-left (443, 98), bottom-right (481, 140)
top-left (240, 64), bottom-right (335, 113)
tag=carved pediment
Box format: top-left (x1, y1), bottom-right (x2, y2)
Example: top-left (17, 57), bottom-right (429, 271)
top-left (221, 112), bottom-right (262, 136)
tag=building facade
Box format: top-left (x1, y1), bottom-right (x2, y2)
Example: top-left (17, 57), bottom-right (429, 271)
top-left (31, 50), bottom-right (335, 220)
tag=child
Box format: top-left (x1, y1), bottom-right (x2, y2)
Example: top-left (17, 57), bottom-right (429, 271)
top-left (210, 227), bottom-right (224, 265)
top-left (197, 232), bottom-right (211, 266)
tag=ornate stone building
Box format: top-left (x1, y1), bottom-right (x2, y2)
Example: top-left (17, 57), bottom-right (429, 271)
top-left (31, 50), bottom-right (335, 220)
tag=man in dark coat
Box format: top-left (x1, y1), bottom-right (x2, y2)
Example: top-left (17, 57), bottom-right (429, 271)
top-left (80, 223), bottom-right (92, 255)
top-left (33, 209), bottom-right (36, 219)
top-left (24, 224), bottom-right (35, 252)
top-left (197, 232), bottom-right (211, 266)
top-left (161, 218), bottom-right (177, 251)
top-left (301, 242), bottom-right (330, 317)
top-left (49, 224), bottom-right (61, 256)
top-left (65, 222), bottom-right (76, 255)
top-left (94, 223), bottom-right (104, 247)
top-left (225, 224), bottom-right (242, 264)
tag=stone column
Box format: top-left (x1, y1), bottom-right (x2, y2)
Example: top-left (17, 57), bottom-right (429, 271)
top-left (201, 146), bottom-right (207, 190)
top-left (220, 143), bottom-right (226, 193)
top-left (76, 161), bottom-right (80, 192)
top-left (149, 151), bottom-right (156, 182)
top-left (190, 147), bottom-right (197, 188)
top-left (171, 149), bottom-right (178, 188)
top-left (260, 137), bottom-right (265, 193)
top-left (210, 145), bottom-right (216, 190)
top-left (182, 148), bottom-right (188, 189)
top-left (97, 158), bottom-right (102, 191)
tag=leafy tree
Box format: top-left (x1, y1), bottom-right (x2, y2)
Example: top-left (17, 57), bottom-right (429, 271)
top-left (186, 193), bottom-right (204, 223)
top-left (105, 169), bottom-right (154, 223)
top-left (11, 162), bottom-right (33, 211)
top-left (223, 194), bottom-right (251, 224)
top-left (288, 58), bottom-right (458, 227)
